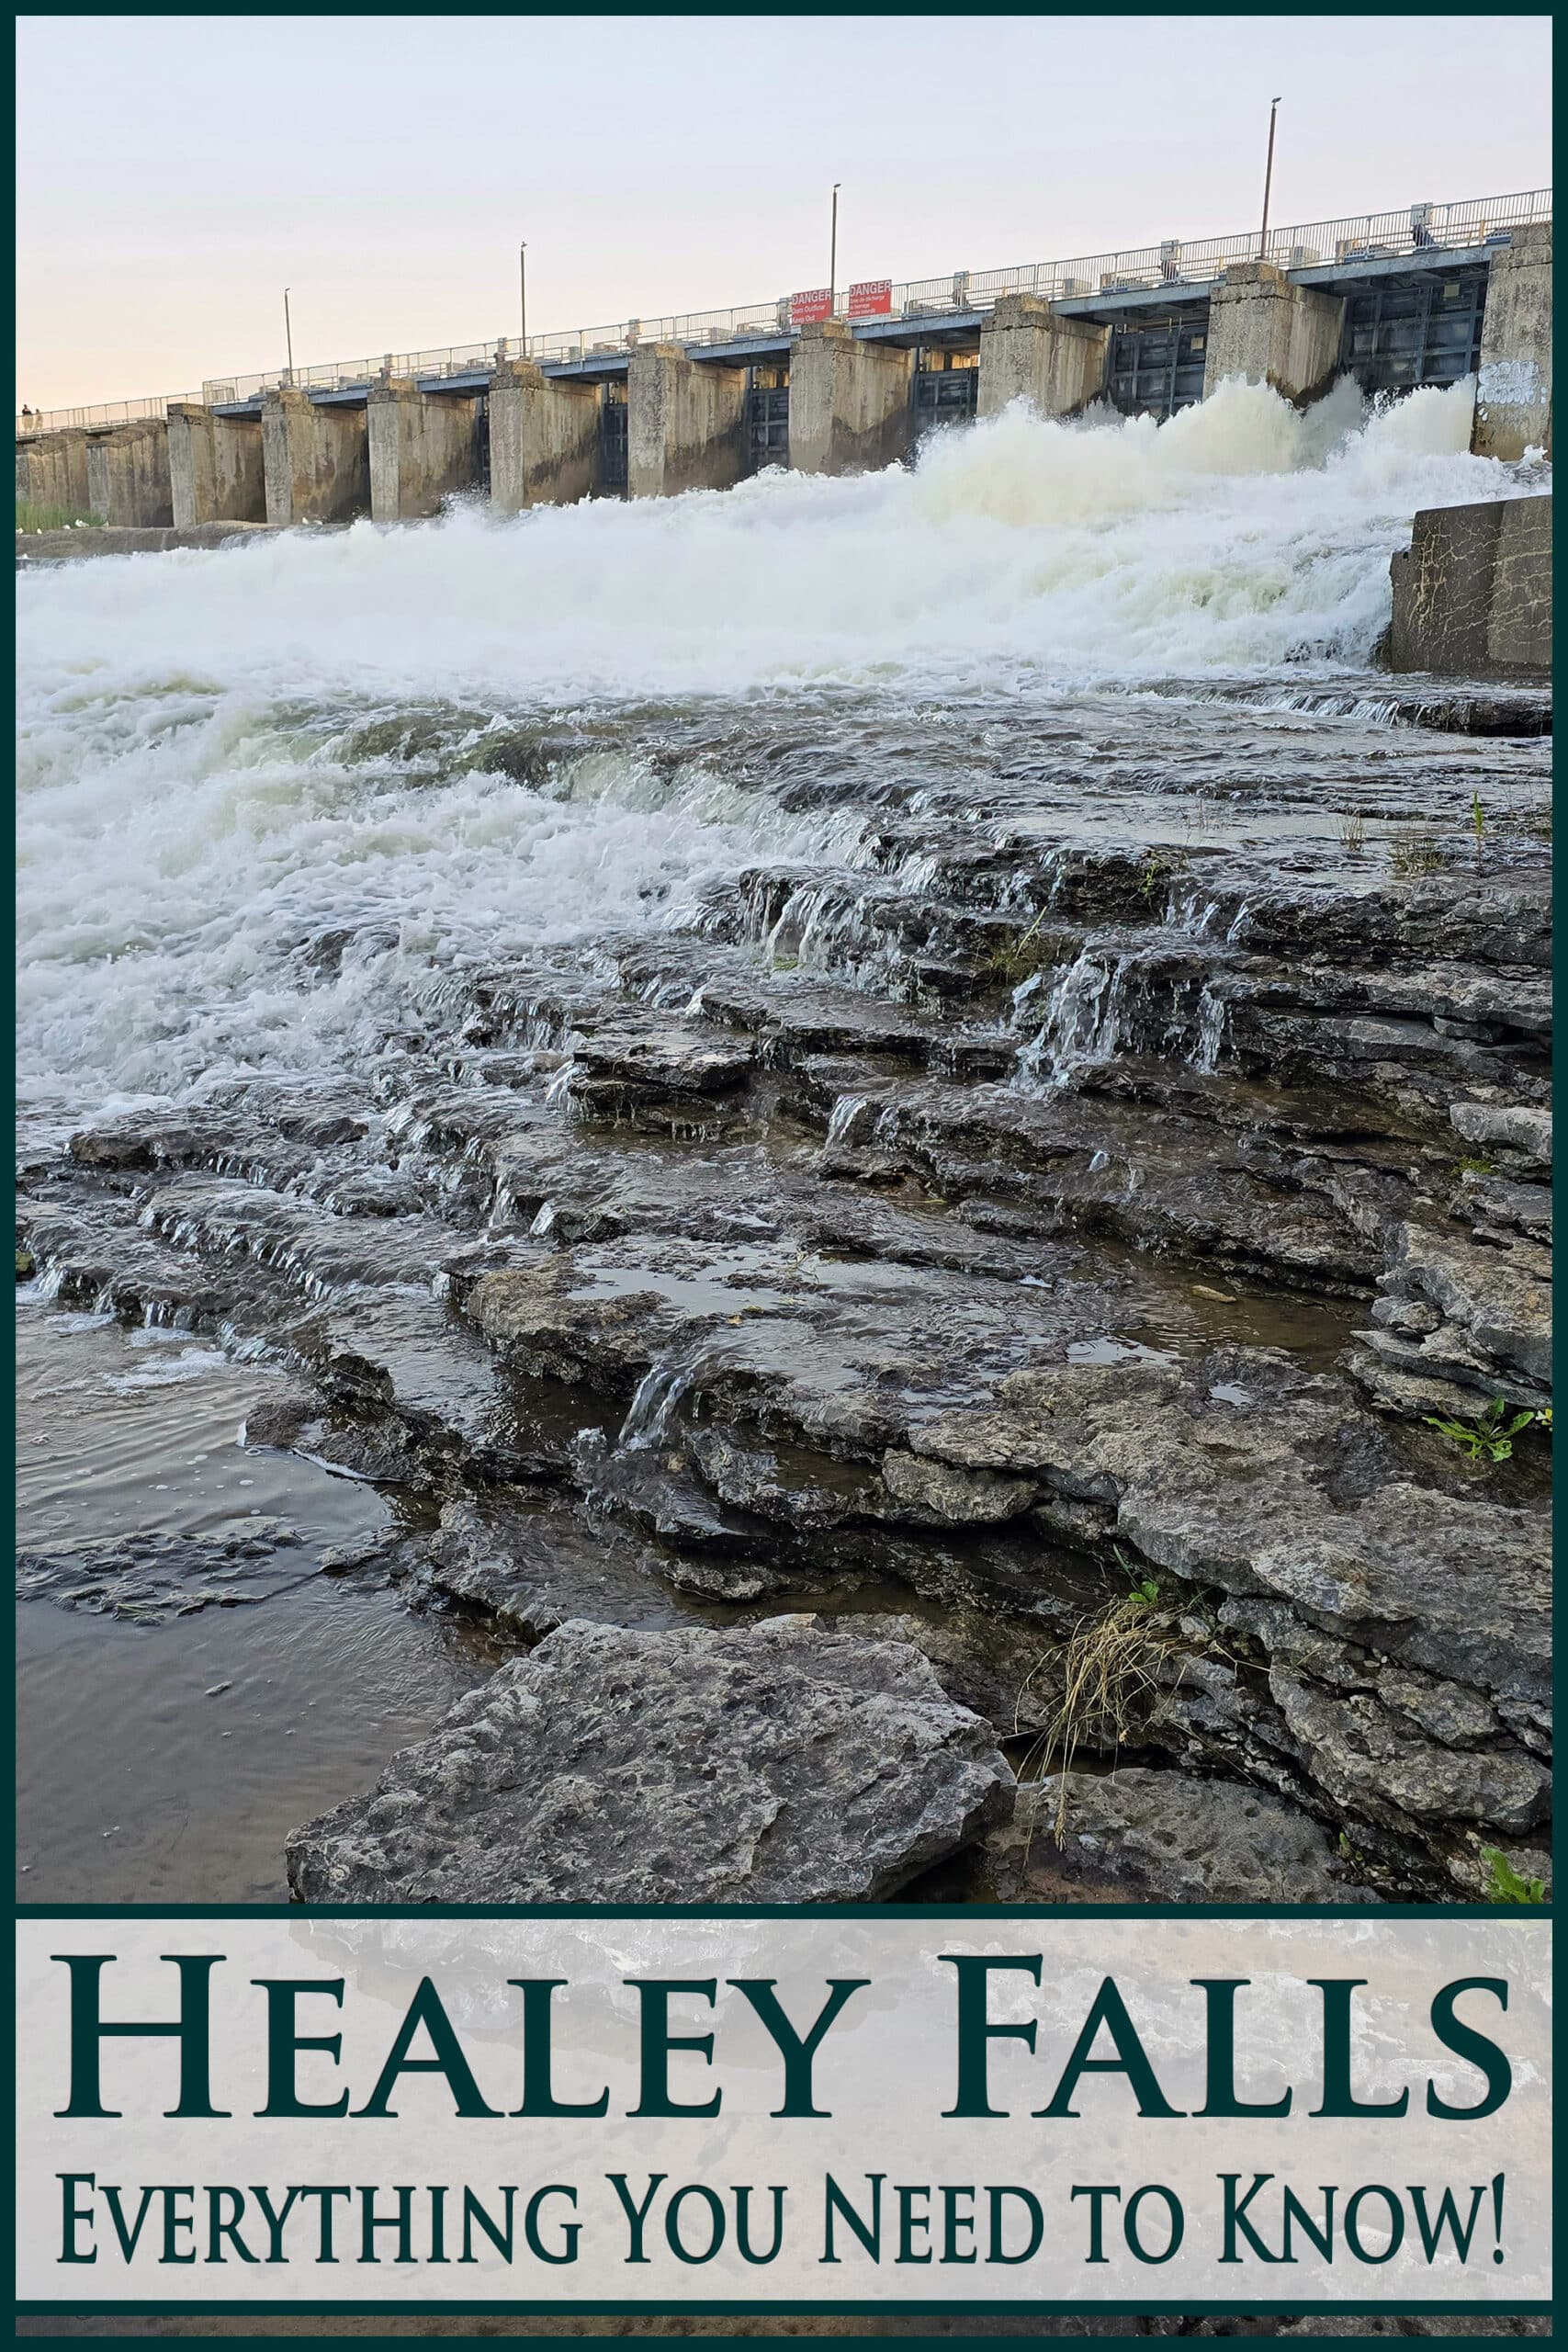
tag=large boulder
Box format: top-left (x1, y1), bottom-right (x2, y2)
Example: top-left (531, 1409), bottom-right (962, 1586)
top-left (286, 1615), bottom-right (1013, 1905)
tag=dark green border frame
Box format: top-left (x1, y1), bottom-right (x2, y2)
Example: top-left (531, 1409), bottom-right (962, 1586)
top-left (10, 6), bottom-right (1558, 2339)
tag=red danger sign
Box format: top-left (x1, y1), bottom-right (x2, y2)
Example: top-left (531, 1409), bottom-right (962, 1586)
top-left (848, 279), bottom-right (893, 317)
top-left (790, 288), bottom-right (833, 324)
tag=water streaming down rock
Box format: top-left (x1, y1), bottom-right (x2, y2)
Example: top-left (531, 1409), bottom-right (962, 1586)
top-left (15, 377), bottom-right (1553, 1907)
top-left (617, 1341), bottom-right (730, 1453)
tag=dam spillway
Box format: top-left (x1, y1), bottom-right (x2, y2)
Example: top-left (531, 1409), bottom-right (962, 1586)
top-left (17, 189), bottom-right (1553, 530)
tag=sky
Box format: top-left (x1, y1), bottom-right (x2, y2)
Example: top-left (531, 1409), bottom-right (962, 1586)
top-left (16, 12), bottom-right (1554, 413)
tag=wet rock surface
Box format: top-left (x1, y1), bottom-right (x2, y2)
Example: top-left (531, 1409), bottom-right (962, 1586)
top-left (16, 690), bottom-right (1551, 1900)
top-left (286, 1616), bottom-right (1013, 1904)
top-left (17, 1521), bottom-right (310, 1622)
top-left (986, 1771), bottom-right (1370, 1905)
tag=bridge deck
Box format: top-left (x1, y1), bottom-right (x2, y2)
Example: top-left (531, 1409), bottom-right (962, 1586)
top-left (204, 243), bottom-right (1511, 417)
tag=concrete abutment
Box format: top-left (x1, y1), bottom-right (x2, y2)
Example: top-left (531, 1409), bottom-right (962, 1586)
top-left (82, 419), bottom-right (174, 527)
top-left (262, 387), bottom-right (370, 527)
top-left (976, 294), bottom-right (1109, 419)
top-left (1201, 261), bottom-right (1345, 402)
top-left (1473, 223), bottom-right (1552, 461)
top-left (627, 344), bottom-right (747, 498)
top-left (368, 379), bottom-right (483, 522)
top-left (1389, 492), bottom-right (1551, 681)
top-left (789, 320), bottom-right (913, 474)
top-left (488, 362), bottom-right (601, 512)
top-left (16, 426), bottom-right (92, 520)
top-left (167, 403), bottom-right (265, 527)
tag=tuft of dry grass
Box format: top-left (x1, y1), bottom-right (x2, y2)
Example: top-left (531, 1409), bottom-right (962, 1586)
top-left (1336, 808), bottom-right (1367, 855)
top-left (1014, 1571), bottom-right (1193, 1844)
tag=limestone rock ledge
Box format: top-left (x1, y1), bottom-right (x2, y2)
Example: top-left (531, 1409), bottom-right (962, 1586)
top-left (286, 1616), bottom-right (1013, 1905)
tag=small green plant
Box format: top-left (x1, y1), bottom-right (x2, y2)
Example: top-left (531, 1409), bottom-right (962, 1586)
top-left (15, 1246), bottom-right (35, 1279)
top-left (1335, 1826), bottom-right (1373, 1876)
top-left (1336, 808), bottom-right (1367, 854)
top-left (1451, 1154), bottom-right (1495, 1179)
top-left (1136, 847), bottom-right (1190, 905)
top-left (987, 902), bottom-right (1059, 988)
top-left (1390, 827), bottom-right (1448, 878)
top-left (1479, 1845), bottom-right (1547, 1905)
top-left (1424, 1396), bottom-right (1539, 1464)
top-left (1469, 789), bottom-right (1486, 846)
top-left (1119, 1551), bottom-right (1162, 1608)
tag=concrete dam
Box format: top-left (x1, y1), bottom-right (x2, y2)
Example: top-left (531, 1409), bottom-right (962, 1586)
top-left (17, 188), bottom-right (1553, 532)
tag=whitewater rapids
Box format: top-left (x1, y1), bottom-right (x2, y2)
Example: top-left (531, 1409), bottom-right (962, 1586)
top-left (18, 377), bottom-right (1529, 700)
top-left (16, 375), bottom-right (1547, 1111)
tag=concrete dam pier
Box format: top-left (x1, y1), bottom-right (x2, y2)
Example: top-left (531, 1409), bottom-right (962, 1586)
top-left (18, 195), bottom-right (1552, 530)
top-left (1390, 492), bottom-right (1551, 681)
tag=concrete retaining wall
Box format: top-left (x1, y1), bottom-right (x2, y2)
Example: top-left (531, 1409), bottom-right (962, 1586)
top-left (83, 420), bottom-right (174, 526)
top-left (1388, 493), bottom-right (1551, 680)
top-left (16, 427), bottom-right (92, 519)
top-left (489, 363), bottom-right (600, 511)
top-left (1473, 223), bottom-right (1552, 462)
top-left (789, 321), bottom-right (912, 474)
top-left (976, 294), bottom-right (1108, 418)
top-left (627, 344), bottom-right (747, 498)
top-left (1202, 262), bottom-right (1345, 401)
top-left (263, 388), bottom-right (370, 526)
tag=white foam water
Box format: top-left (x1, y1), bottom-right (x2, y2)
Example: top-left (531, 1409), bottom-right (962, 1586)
top-left (17, 376), bottom-right (1544, 1110)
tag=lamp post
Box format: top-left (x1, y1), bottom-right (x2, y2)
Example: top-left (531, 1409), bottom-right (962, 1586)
top-left (829, 183), bottom-right (840, 311)
top-left (1258, 97), bottom-right (1281, 262)
top-left (519, 242), bottom-right (527, 360)
top-left (283, 287), bottom-right (294, 386)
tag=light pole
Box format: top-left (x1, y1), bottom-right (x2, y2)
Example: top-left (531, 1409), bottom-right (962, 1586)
top-left (1258, 97), bottom-right (1281, 261)
top-left (519, 243), bottom-right (527, 359)
top-left (283, 287), bottom-right (294, 385)
top-left (829, 183), bottom-right (840, 311)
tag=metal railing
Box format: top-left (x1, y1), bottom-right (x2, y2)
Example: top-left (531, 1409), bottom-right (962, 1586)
top-left (18, 188), bottom-right (1551, 435)
top-left (15, 390), bottom-right (199, 435)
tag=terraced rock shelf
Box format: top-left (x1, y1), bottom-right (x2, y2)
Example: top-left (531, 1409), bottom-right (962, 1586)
top-left (18, 688), bottom-right (1551, 1905)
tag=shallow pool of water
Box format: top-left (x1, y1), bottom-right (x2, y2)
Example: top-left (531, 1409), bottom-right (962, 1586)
top-left (15, 1301), bottom-right (504, 1903)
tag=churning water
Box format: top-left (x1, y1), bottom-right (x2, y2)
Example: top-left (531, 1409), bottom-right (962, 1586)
top-left (15, 373), bottom-right (1551, 1902)
top-left (16, 376), bottom-right (1544, 1120)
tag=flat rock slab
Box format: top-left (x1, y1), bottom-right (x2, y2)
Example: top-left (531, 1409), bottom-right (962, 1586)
top-left (17, 1521), bottom-right (305, 1623)
top-left (286, 1616), bottom-right (1013, 1904)
top-left (988, 1770), bottom-right (1369, 1905)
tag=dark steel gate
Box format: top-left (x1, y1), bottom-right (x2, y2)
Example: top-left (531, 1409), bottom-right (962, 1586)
top-left (748, 365), bottom-right (789, 470)
top-left (476, 393), bottom-right (490, 494)
top-left (599, 380), bottom-right (627, 494)
top-left (1108, 306), bottom-right (1209, 419)
top-left (1338, 268), bottom-right (1486, 395)
top-left (913, 346), bottom-right (979, 433)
